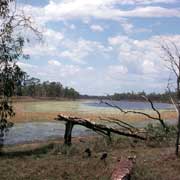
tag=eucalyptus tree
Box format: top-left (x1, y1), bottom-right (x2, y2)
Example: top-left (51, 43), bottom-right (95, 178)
top-left (0, 0), bottom-right (41, 151)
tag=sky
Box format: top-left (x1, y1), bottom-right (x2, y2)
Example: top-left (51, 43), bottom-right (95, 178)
top-left (15, 0), bottom-right (180, 95)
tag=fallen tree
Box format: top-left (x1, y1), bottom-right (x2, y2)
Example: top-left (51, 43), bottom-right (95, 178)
top-left (55, 114), bottom-right (146, 146)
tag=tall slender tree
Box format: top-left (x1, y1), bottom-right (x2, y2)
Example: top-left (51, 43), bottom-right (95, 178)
top-left (162, 42), bottom-right (180, 156)
top-left (0, 0), bottom-right (40, 151)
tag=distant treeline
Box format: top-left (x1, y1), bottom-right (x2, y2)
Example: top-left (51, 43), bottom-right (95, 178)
top-left (15, 77), bottom-right (80, 99)
top-left (109, 91), bottom-right (176, 102)
top-left (14, 75), bottom-right (175, 102)
top-left (80, 91), bottom-right (176, 103)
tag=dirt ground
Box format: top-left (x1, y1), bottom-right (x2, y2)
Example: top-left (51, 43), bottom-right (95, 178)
top-left (1, 136), bottom-right (180, 180)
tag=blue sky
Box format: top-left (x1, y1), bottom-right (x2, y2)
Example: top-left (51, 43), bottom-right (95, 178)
top-left (16, 0), bottom-right (180, 95)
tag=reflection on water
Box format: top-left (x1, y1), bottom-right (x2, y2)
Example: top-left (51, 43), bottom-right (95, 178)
top-left (4, 119), bottom-right (177, 145)
top-left (6, 100), bottom-right (175, 145)
top-left (85, 100), bottom-right (173, 110)
top-left (4, 122), bottom-right (95, 145)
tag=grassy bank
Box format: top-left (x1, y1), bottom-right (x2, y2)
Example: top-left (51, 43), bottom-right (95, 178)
top-left (1, 135), bottom-right (180, 180)
top-left (12, 100), bottom-right (177, 123)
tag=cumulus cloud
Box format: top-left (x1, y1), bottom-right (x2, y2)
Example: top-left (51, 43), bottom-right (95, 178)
top-left (108, 34), bottom-right (180, 79)
top-left (17, 0), bottom-right (180, 95)
top-left (90, 24), bottom-right (104, 32)
top-left (22, 31), bottom-right (180, 94)
top-left (24, 27), bottom-right (110, 64)
top-left (59, 38), bottom-right (111, 63)
top-left (119, 0), bottom-right (178, 5)
top-left (24, 28), bottom-right (64, 56)
top-left (48, 60), bottom-right (61, 66)
top-left (21, 0), bottom-right (180, 24)
top-left (108, 65), bottom-right (128, 78)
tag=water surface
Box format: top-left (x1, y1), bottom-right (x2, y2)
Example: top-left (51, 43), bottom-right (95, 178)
top-left (6, 100), bottom-right (174, 145)
top-left (85, 100), bottom-right (173, 110)
top-left (4, 122), bottom-right (95, 145)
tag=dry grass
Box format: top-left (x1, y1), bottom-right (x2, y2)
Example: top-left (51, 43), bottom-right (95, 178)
top-left (1, 136), bottom-right (180, 180)
top-left (11, 100), bottom-right (177, 123)
top-left (3, 99), bottom-right (179, 179)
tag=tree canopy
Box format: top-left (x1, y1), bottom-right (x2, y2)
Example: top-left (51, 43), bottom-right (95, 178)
top-left (18, 77), bottom-right (80, 100)
top-left (0, 0), bottom-right (40, 150)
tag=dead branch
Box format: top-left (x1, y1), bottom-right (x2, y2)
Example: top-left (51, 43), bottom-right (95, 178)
top-left (161, 41), bottom-right (180, 156)
top-left (100, 98), bottom-right (167, 130)
top-left (55, 114), bottom-right (146, 145)
top-left (99, 116), bottom-right (139, 134)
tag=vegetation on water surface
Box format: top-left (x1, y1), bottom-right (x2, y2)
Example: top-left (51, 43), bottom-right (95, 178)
top-left (0, 1), bottom-right (180, 179)
top-left (11, 100), bottom-right (177, 123)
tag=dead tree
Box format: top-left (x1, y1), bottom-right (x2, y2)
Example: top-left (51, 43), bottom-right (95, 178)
top-left (55, 93), bottom-right (168, 146)
top-left (100, 95), bottom-right (167, 130)
top-left (55, 114), bottom-right (146, 146)
top-left (161, 42), bottom-right (180, 156)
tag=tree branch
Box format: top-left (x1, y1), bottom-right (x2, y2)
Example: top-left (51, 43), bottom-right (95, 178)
top-left (100, 98), bottom-right (167, 130)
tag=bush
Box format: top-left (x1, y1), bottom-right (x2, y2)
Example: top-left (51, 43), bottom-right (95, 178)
top-left (145, 123), bottom-right (177, 147)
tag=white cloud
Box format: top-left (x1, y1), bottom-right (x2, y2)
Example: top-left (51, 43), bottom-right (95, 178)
top-left (87, 66), bottom-right (94, 71)
top-left (24, 43), bottom-right (58, 56)
top-left (24, 28), bottom-right (64, 56)
top-left (43, 29), bottom-right (64, 42)
top-left (90, 24), bottom-right (104, 32)
top-left (17, 62), bottom-right (37, 69)
top-left (123, 6), bottom-right (180, 18)
top-left (17, 0), bottom-right (180, 95)
top-left (24, 25), bottom-right (109, 64)
top-left (69, 24), bottom-right (76, 30)
top-left (142, 60), bottom-right (157, 74)
top-left (116, 0), bottom-right (178, 5)
top-left (108, 34), bottom-right (180, 79)
top-left (121, 21), bottom-right (134, 34)
top-left (21, 1), bottom-right (180, 25)
top-left (48, 60), bottom-right (61, 66)
top-left (120, 20), bottom-right (152, 34)
top-left (19, 61), bottom-right (80, 79)
top-left (108, 65), bottom-right (128, 78)
top-left (60, 38), bottom-right (110, 63)
top-left (19, 34), bottom-right (180, 95)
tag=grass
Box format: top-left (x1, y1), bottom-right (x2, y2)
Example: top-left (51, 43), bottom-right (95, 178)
top-left (4, 99), bottom-right (179, 179)
top-left (1, 135), bottom-right (180, 180)
top-left (12, 100), bottom-right (177, 124)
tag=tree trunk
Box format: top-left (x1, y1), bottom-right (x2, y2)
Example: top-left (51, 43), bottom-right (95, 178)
top-left (64, 121), bottom-right (74, 146)
top-left (0, 132), bottom-right (4, 155)
top-left (175, 110), bottom-right (180, 156)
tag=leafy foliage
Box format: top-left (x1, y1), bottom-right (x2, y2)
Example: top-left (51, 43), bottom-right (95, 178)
top-left (145, 123), bottom-right (177, 146)
top-left (20, 78), bottom-right (80, 99)
top-left (0, 0), bottom-right (35, 150)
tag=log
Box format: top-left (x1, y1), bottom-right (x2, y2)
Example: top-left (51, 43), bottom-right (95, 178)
top-left (111, 158), bottom-right (134, 180)
top-left (55, 114), bottom-right (146, 145)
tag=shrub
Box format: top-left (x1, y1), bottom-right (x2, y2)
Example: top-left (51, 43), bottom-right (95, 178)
top-left (145, 123), bottom-right (177, 147)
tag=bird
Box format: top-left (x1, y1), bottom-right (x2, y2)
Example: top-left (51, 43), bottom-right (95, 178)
top-left (84, 148), bottom-right (91, 157)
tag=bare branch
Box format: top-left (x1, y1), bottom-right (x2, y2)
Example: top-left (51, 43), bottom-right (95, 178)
top-left (100, 99), bottom-right (167, 129)
top-left (99, 117), bottom-right (135, 133)
top-left (56, 114), bottom-right (147, 142)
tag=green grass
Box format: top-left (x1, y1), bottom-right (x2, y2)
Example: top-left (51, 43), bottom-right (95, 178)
top-left (22, 100), bottom-right (121, 114)
top-left (13, 99), bottom-right (176, 123)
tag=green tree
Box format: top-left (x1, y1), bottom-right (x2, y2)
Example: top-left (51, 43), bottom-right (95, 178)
top-left (0, 0), bottom-right (40, 151)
